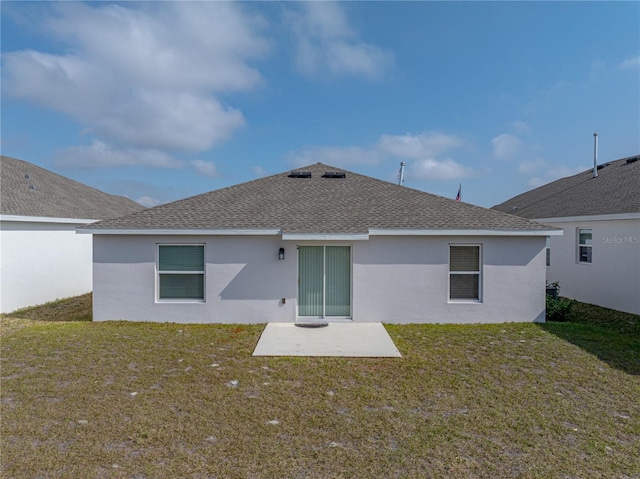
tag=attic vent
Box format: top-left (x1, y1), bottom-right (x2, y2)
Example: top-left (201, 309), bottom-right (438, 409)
top-left (288, 171), bottom-right (312, 178)
top-left (626, 157), bottom-right (639, 164)
top-left (322, 171), bottom-right (346, 178)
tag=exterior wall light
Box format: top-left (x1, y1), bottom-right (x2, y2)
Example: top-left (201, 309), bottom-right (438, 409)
top-left (278, 247), bottom-right (285, 260)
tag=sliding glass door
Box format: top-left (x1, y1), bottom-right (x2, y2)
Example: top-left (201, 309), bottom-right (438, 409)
top-left (298, 246), bottom-right (324, 317)
top-left (298, 246), bottom-right (351, 318)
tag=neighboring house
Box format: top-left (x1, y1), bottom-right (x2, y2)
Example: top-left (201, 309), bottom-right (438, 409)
top-left (493, 155), bottom-right (640, 315)
top-left (80, 162), bottom-right (560, 324)
top-left (0, 156), bottom-right (144, 313)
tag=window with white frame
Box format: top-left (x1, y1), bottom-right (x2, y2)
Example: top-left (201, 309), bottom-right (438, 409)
top-left (578, 229), bottom-right (592, 264)
top-left (449, 245), bottom-right (481, 301)
top-left (546, 237), bottom-right (551, 267)
top-left (158, 245), bottom-right (205, 301)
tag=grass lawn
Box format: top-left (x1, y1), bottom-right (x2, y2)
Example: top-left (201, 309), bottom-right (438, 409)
top-left (1, 297), bottom-right (639, 478)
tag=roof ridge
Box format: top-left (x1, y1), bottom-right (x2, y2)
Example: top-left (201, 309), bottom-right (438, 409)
top-left (292, 162), bottom-right (472, 205)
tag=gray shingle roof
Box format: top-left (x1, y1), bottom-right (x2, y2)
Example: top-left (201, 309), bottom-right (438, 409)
top-left (492, 155), bottom-right (640, 219)
top-left (83, 163), bottom-right (553, 233)
top-left (1, 156), bottom-right (145, 220)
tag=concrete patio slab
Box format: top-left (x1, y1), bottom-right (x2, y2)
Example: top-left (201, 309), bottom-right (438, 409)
top-left (252, 322), bottom-right (402, 357)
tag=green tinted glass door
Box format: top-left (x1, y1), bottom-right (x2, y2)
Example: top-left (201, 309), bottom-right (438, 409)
top-left (325, 246), bottom-right (351, 317)
top-left (298, 246), bottom-right (324, 317)
top-left (298, 246), bottom-right (351, 318)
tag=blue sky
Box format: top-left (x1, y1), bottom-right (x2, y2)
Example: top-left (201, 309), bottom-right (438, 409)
top-left (2, 1), bottom-right (638, 208)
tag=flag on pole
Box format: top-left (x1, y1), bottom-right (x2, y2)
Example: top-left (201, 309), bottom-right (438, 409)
top-left (455, 184), bottom-right (461, 201)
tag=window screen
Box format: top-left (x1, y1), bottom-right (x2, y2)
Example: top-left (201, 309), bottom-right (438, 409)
top-left (578, 229), bottom-right (592, 264)
top-left (546, 237), bottom-right (551, 267)
top-left (449, 245), bottom-right (481, 301)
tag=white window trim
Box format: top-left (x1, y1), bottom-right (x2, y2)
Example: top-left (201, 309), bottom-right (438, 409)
top-left (577, 228), bottom-right (592, 264)
top-left (546, 236), bottom-right (551, 268)
top-left (156, 243), bottom-right (206, 303)
top-left (448, 244), bottom-right (482, 303)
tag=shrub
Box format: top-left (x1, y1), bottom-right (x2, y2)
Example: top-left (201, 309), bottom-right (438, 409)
top-left (546, 295), bottom-right (576, 322)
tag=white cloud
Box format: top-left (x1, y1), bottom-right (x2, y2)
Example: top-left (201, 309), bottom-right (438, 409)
top-left (105, 179), bottom-right (176, 206)
top-left (189, 159), bottom-right (219, 178)
top-left (286, 130), bottom-right (472, 181)
top-left (517, 157), bottom-right (588, 187)
top-left (377, 132), bottom-right (464, 159)
top-left (588, 58), bottom-right (607, 82)
top-left (136, 196), bottom-right (161, 208)
top-left (412, 158), bottom-right (473, 181)
top-left (548, 80), bottom-right (571, 93)
top-left (251, 166), bottom-right (267, 177)
top-left (510, 121), bottom-right (531, 134)
top-left (53, 140), bottom-right (183, 169)
top-left (286, 2), bottom-right (393, 80)
top-left (527, 164), bottom-right (588, 187)
top-left (2, 2), bottom-right (268, 165)
top-left (619, 55), bottom-right (640, 70)
top-left (92, 91), bottom-right (245, 153)
top-left (491, 133), bottom-right (521, 160)
top-left (517, 158), bottom-right (546, 174)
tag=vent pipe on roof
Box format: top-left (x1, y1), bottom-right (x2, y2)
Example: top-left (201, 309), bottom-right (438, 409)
top-left (592, 133), bottom-right (598, 178)
top-left (398, 162), bottom-right (406, 186)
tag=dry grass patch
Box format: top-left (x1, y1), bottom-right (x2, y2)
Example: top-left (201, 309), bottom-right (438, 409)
top-left (1, 293), bottom-right (92, 335)
top-left (2, 318), bottom-right (639, 478)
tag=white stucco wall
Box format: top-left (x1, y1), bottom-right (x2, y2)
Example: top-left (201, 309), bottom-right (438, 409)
top-left (0, 219), bottom-right (93, 313)
top-left (353, 236), bottom-right (546, 323)
top-left (93, 234), bottom-right (547, 324)
top-left (93, 235), bottom-right (297, 323)
top-left (545, 217), bottom-right (640, 314)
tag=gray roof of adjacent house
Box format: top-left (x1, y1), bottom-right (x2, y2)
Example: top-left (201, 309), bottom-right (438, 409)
top-left (492, 155), bottom-right (640, 219)
top-left (82, 162), bottom-right (554, 234)
top-left (1, 155), bottom-right (145, 220)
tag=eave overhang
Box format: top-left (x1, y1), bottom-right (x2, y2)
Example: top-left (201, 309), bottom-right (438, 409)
top-left (78, 227), bottom-right (562, 237)
top-left (368, 228), bottom-right (562, 237)
top-left (76, 228), bottom-right (282, 235)
top-left (2, 215), bottom-right (97, 224)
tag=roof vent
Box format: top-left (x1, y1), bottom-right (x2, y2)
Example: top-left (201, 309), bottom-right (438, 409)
top-left (596, 163), bottom-right (608, 170)
top-left (626, 157), bottom-right (639, 165)
top-left (24, 174), bottom-right (30, 179)
top-left (322, 171), bottom-right (346, 178)
top-left (288, 171), bottom-right (312, 178)
top-left (511, 206), bottom-right (518, 212)
top-left (28, 185), bottom-right (36, 190)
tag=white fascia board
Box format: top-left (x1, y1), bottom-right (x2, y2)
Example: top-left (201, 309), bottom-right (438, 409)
top-left (368, 228), bottom-right (563, 237)
top-left (534, 213), bottom-right (640, 223)
top-left (77, 228), bottom-right (282, 235)
top-left (0, 215), bottom-right (97, 224)
top-left (282, 233), bottom-right (370, 241)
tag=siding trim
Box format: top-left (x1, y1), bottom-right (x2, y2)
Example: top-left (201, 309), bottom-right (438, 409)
top-left (1, 215), bottom-right (97, 224)
top-left (535, 213), bottom-right (640, 223)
